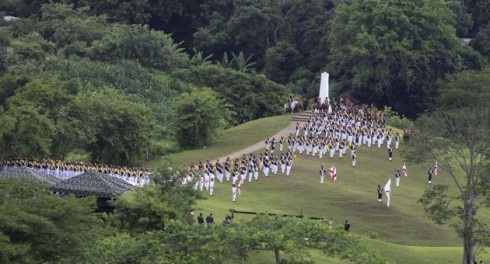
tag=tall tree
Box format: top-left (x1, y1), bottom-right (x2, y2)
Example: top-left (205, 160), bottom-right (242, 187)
top-left (174, 88), bottom-right (230, 149)
top-left (81, 88), bottom-right (154, 165)
top-left (264, 40), bottom-right (300, 84)
top-left (406, 69), bottom-right (490, 264)
top-left (328, 0), bottom-right (461, 117)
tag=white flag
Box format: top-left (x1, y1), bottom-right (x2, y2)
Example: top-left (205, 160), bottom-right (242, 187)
top-left (384, 178), bottom-right (392, 207)
top-left (433, 161), bottom-right (438, 176)
top-left (329, 165), bottom-right (337, 181)
top-left (401, 162), bottom-right (407, 177)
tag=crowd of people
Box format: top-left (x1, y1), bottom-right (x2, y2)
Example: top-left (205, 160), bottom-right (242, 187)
top-left (1, 159), bottom-right (151, 187)
top-left (182, 99), bottom-right (406, 203)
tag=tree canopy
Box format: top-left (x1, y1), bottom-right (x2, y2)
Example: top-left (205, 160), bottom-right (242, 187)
top-left (328, 0), bottom-right (463, 118)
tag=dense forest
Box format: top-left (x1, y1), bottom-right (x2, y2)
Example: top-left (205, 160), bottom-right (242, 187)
top-left (1, 0), bottom-right (489, 165)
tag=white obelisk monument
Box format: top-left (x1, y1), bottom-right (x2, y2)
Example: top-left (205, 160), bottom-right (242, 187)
top-left (319, 72), bottom-right (329, 104)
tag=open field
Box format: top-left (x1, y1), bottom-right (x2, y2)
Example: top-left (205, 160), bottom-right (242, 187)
top-left (149, 114), bottom-right (490, 263)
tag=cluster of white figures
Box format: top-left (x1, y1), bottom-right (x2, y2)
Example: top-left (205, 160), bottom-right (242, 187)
top-left (1, 160), bottom-right (152, 187)
top-left (183, 102), bottom-right (439, 206)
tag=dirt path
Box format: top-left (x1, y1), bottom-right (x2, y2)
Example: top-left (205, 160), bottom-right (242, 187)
top-left (216, 117), bottom-right (298, 161)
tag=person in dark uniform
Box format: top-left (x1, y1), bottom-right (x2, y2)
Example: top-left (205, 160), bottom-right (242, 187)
top-left (344, 220), bottom-right (350, 231)
top-left (388, 145), bottom-right (393, 161)
top-left (197, 213), bottom-right (204, 225)
top-left (206, 213), bottom-right (215, 227)
top-left (428, 168), bottom-right (433, 184)
top-left (377, 185), bottom-right (383, 202)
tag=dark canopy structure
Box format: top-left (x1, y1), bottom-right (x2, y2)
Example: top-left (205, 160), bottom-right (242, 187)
top-left (0, 166), bottom-right (61, 187)
top-left (51, 171), bottom-right (133, 198)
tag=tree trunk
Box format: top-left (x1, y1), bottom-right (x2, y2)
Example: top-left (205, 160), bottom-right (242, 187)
top-left (462, 198), bottom-right (474, 264)
top-left (274, 248), bottom-right (281, 264)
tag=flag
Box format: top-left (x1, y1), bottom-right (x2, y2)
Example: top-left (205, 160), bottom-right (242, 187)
top-left (329, 165), bottom-right (337, 181)
top-left (401, 162), bottom-right (407, 177)
top-left (237, 182), bottom-right (242, 195)
top-left (433, 161), bottom-right (438, 176)
top-left (384, 178), bottom-right (391, 207)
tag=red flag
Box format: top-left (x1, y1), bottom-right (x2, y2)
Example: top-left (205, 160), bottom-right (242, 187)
top-left (433, 161), bottom-right (438, 176)
top-left (329, 165), bottom-right (337, 181)
top-left (401, 162), bottom-right (407, 177)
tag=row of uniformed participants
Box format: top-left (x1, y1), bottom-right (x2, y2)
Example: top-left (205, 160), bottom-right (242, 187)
top-left (1, 159), bottom-right (151, 187)
top-left (183, 104), bottom-right (401, 201)
top-left (182, 149), bottom-right (295, 196)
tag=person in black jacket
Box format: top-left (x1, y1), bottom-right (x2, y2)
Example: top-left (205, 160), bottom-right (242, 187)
top-left (197, 213), bottom-right (204, 225)
top-left (206, 213), bottom-right (215, 227)
top-left (344, 220), bottom-right (350, 232)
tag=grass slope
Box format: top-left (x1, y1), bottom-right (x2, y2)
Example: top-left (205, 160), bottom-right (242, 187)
top-left (149, 115), bottom-right (490, 263)
top-left (146, 115), bottom-right (291, 168)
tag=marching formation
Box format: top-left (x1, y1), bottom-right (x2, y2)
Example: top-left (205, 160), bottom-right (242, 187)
top-left (1, 159), bottom-right (151, 187)
top-left (183, 147), bottom-right (295, 201)
top-left (180, 102), bottom-right (441, 207)
top-left (181, 103), bottom-right (410, 204)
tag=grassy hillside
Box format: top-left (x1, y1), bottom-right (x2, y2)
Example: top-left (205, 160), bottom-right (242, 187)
top-left (148, 115), bottom-right (490, 263)
top-left (146, 115), bottom-right (291, 167)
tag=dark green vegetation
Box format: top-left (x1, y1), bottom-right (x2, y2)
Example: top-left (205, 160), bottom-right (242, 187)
top-left (1, 0), bottom-right (490, 164)
top-left (0, 173), bottom-right (383, 264)
top-left (1, 0), bottom-right (490, 263)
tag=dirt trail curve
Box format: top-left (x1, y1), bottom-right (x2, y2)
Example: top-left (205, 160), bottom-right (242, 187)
top-left (215, 112), bottom-right (312, 161)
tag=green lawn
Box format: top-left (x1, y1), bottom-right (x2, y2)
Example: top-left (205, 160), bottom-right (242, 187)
top-left (148, 115), bottom-right (490, 263)
top-left (146, 115), bottom-right (291, 167)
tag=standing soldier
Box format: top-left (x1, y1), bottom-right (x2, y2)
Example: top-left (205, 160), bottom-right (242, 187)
top-left (377, 185), bottom-right (383, 202)
top-left (280, 154), bottom-right (286, 174)
top-left (279, 136), bottom-right (285, 152)
top-left (204, 172), bottom-right (210, 191)
top-left (395, 132), bottom-right (400, 149)
top-left (232, 168), bottom-right (238, 185)
top-left (248, 162), bottom-right (254, 183)
top-left (254, 159), bottom-right (259, 181)
top-left (262, 158), bottom-right (270, 177)
top-left (199, 173), bottom-right (204, 191)
top-left (240, 164), bottom-right (247, 184)
top-left (232, 184), bottom-right (237, 202)
top-left (209, 178), bottom-right (215, 196)
top-left (395, 169), bottom-right (401, 187)
top-left (216, 159), bottom-right (223, 183)
top-left (286, 157), bottom-right (293, 176)
top-left (320, 165), bottom-right (326, 184)
top-left (388, 145), bottom-right (393, 161)
top-left (351, 151), bottom-right (357, 167)
top-left (339, 140), bottom-right (345, 159)
top-left (271, 138), bottom-right (276, 154)
top-left (428, 167), bottom-right (433, 185)
top-left (225, 157), bottom-right (231, 182)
